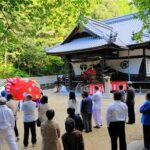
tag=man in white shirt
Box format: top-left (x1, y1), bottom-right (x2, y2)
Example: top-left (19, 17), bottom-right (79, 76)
top-left (106, 92), bottom-right (128, 150)
top-left (22, 94), bottom-right (37, 149)
top-left (0, 97), bottom-right (18, 150)
top-left (92, 86), bottom-right (102, 128)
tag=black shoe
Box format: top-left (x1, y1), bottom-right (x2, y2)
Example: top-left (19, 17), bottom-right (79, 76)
top-left (126, 122), bottom-right (135, 124)
top-left (94, 126), bottom-right (100, 128)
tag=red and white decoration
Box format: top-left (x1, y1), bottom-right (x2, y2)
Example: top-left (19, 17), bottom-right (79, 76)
top-left (89, 81), bottom-right (127, 94)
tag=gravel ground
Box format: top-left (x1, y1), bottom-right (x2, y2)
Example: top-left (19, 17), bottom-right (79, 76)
top-left (2, 89), bottom-right (145, 150)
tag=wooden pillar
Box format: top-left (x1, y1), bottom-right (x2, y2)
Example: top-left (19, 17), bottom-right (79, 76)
top-left (66, 56), bottom-right (73, 90)
top-left (143, 48), bottom-right (146, 78)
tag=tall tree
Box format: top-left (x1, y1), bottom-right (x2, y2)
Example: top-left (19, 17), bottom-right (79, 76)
top-left (131, 0), bottom-right (150, 40)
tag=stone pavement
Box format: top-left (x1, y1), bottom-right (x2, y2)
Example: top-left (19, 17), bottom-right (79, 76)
top-left (127, 140), bottom-right (144, 150)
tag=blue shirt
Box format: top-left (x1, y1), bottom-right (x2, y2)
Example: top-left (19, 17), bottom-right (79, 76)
top-left (140, 100), bottom-right (150, 125)
top-left (22, 100), bottom-right (37, 122)
top-left (81, 97), bottom-right (93, 114)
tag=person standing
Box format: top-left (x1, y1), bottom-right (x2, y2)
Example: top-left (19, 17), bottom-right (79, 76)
top-left (81, 91), bottom-right (93, 133)
top-left (22, 94), bottom-right (37, 149)
top-left (41, 109), bottom-right (61, 150)
top-left (126, 81), bottom-right (135, 124)
top-left (38, 95), bottom-right (49, 123)
top-left (106, 92), bottom-right (128, 150)
top-left (140, 92), bottom-right (150, 150)
top-left (62, 118), bottom-right (85, 150)
top-left (0, 97), bottom-right (18, 150)
top-left (6, 94), bottom-right (19, 142)
top-left (67, 107), bottom-right (84, 132)
top-left (68, 91), bottom-right (80, 115)
top-left (118, 85), bottom-right (125, 102)
top-left (92, 86), bottom-right (102, 128)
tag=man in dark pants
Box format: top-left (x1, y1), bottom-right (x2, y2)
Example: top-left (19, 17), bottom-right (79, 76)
top-left (22, 95), bottom-right (37, 149)
top-left (106, 92), bottom-right (128, 150)
top-left (81, 91), bottom-right (93, 133)
top-left (126, 81), bottom-right (135, 124)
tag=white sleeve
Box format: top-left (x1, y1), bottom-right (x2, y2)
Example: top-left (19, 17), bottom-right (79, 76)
top-left (125, 104), bottom-right (128, 121)
top-left (106, 105), bottom-right (111, 127)
top-left (92, 94), bottom-right (96, 101)
top-left (21, 102), bottom-right (24, 111)
top-left (9, 110), bottom-right (15, 129)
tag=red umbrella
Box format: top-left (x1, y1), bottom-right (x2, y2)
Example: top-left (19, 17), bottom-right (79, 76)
top-left (5, 77), bottom-right (42, 100)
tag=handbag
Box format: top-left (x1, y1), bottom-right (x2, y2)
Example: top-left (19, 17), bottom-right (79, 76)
top-left (37, 118), bottom-right (41, 127)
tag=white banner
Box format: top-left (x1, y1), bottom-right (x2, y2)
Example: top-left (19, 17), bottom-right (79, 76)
top-left (146, 58), bottom-right (150, 76)
top-left (72, 60), bottom-right (100, 75)
top-left (106, 58), bottom-right (143, 74)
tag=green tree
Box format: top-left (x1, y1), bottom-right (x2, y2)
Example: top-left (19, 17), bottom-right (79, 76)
top-left (131, 0), bottom-right (150, 40)
top-left (91, 0), bottom-right (135, 20)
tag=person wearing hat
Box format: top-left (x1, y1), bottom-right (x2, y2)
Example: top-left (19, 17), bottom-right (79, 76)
top-left (126, 81), bottom-right (135, 124)
top-left (41, 109), bottom-right (61, 150)
top-left (0, 97), bottom-right (18, 150)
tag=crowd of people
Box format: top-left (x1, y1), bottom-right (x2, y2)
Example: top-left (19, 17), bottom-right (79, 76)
top-left (0, 81), bottom-right (150, 150)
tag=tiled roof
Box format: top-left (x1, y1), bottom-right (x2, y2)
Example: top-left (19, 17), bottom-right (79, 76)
top-left (46, 12), bottom-right (150, 55)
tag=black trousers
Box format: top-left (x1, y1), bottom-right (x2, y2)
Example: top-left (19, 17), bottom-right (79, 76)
top-left (14, 120), bottom-right (19, 137)
top-left (108, 121), bottom-right (127, 150)
top-left (23, 121), bottom-right (37, 147)
top-left (127, 104), bottom-right (135, 124)
top-left (143, 125), bottom-right (150, 149)
top-left (82, 113), bottom-right (92, 132)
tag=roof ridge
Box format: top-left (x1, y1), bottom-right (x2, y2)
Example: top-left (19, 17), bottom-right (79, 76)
top-left (101, 12), bottom-right (139, 24)
top-left (84, 16), bottom-right (113, 31)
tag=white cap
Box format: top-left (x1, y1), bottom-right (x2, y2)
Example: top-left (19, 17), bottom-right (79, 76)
top-left (127, 81), bottom-right (132, 84)
top-left (0, 97), bottom-right (7, 103)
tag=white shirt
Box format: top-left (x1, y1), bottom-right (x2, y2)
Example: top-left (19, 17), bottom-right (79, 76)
top-left (92, 91), bottom-right (102, 110)
top-left (6, 99), bottom-right (18, 119)
top-left (22, 100), bottom-right (37, 122)
top-left (38, 103), bottom-right (49, 123)
top-left (106, 100), bottom-right (128, 127)
top-left (68, 99), bottom-right (80, 114)
top-left (0, 105), bottom-right (15, 131)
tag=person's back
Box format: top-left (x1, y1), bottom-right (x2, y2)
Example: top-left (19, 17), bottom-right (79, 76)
top-left (22, 95), bottom-right (37, 148)
top-left (22, 100), bottom-right (37, 122)
top-left (106, 101), bottom-right (128, 126)
top-left (0, 97), bottom-right (18, 150)
top-left (62, 130), bottom-right (84, 150)
top-left (42, 120), bottom-right (60, 142)
top-left (67, 108), bottom-right (84, 132)
top-left (62, 118), bottom-right (85, 150)
top-left (92, 91), bottom-right (102, 109)
top-left (140, 93), bottom-right (150, 150)
top-left (39, 103), bottom-right (49, 122)
top-left (38, 95), bottom-right (49, 123)
top-left (0, 105), bottom-right (14, 131)
top-left (81, 97), bottom-right (92, 114)
top-left (118, 84), bottom-right (125, 102)
top-left (126, 86), bottom-right (135, 105)
top-left (41, 109), bottom-right (61, 150)
top-left (126, 82), bottom-right (135, 124)
top-left (106, 92), bottom-right (128, 150)
top-left (6, 100), bottom-right (18, 117)
top-left (68, 91), bottom-right (80, 115)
